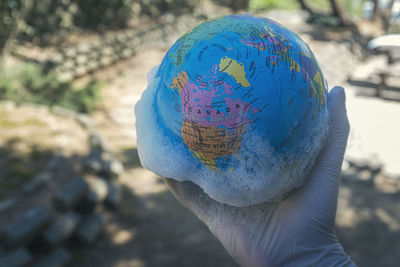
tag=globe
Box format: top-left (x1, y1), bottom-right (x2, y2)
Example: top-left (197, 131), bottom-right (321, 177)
top-left (135, 14), bottom-right (329, 207)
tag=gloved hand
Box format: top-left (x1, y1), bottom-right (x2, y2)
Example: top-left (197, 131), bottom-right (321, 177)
top-left (164, 86), bottom-right (357, 267)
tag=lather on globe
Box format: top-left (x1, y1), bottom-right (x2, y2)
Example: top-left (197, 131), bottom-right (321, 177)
top-left (135, 14), bottom-right (329, 207)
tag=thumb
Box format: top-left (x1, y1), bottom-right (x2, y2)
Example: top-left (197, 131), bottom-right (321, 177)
top-left (317, 86), bottom-right (350, 178)
top-left (300, 86), bottom-right (350, 226)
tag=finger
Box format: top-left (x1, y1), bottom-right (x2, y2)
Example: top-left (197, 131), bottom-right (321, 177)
top-left (299, 86), bottom-right (350, 225)
top-left (163, 178), bottom-right (222, 222)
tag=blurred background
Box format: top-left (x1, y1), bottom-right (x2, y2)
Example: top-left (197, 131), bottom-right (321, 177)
top-left (0, 0), bottom-right (399, 266)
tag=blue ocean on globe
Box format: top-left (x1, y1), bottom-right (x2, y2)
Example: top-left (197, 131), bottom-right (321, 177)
top-left (135, 14), bottom-right (329, 207)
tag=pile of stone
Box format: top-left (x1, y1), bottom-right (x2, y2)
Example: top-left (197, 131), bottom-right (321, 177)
top-left (0, 127), bottom-right (124, 267)
top-left (0, 176), bottom-right (118, 267)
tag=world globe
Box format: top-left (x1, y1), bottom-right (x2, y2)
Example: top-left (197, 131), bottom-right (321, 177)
top-left (135, 14), bottom-right (329, 207)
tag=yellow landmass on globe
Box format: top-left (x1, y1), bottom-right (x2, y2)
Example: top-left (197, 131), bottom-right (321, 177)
top-left (289, 57), bottom-right (300, 72)
top-left (312, 71), bottom-right (326, 105)
top-left (219, 57), bottom-right (250, 87)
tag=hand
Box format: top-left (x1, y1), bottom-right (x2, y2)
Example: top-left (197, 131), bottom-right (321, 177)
top-left (164, 87), bottom-right (357, 267)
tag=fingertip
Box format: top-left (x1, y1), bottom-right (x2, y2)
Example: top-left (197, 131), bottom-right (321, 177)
top-left (328, 86), bottom-right (346, 112)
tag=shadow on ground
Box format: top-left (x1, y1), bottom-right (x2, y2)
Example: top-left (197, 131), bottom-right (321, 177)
top-left (337, 173), bottom-right (400, 267)
top-left (120, 147), bottom-right (141, 169)
top-left (0, 138), bottom-right (84, 202)
top-left (72, 163), bottom-right (400, 267)
top-left (3, 138), bottom-right (399, 266)
top-left (73, 179), bottom-right (238, 267)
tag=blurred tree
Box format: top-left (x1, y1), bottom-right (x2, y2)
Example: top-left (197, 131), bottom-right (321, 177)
top-left (295, 0), bottom-right (353, 26)
top-left (381, 0), bottom-right (396, 30)
top-left (372, 0), bottom-right (381, 21)
top-left (0, 0), bottom-right (23, 55)
top-left (296, 0), bottom-right (396, 32)
top-left (297, 0), bottom-right (318, 13)
top-left (0, 0), bottom-right (198, 48)
top-left (328, 0), bottom-right (353, 26)
top-left (231, 0), bottom-right (250, 12)
top-left (212, 0), bottom-right (250, 12)
top-left (72, 0), bottom-right (133, 31)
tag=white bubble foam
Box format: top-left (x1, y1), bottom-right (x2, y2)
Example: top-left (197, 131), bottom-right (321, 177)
top-left (135, 66), bottom-right (329, 207)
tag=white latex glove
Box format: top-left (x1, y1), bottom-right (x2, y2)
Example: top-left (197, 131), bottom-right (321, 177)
top-left (164, 87), bottom-right (357, 267)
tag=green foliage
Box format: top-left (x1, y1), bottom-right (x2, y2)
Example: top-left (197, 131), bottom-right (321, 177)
top-left (249, 0), bottom-right (369, 18)
top-left (0, 0), bottom-right (198, 47)
top-left (307, 13), bottom-right (341, 27)
top-left (338, 0), bottom-right (371, 18)
top-left (0, 60), bottom-right (102, 113)
top-left (249, 0), bottom-right (299, 11)
top-left (0, 0), bottom-right (22, 49)
top-left (72, 0), bottom-right (134, 30)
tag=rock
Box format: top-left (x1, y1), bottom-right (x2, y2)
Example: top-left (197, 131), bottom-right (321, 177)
top-left (78, 176), bottom-right (108, 213)
top-left (75, 213), bottom-right (105, 244)
top-left (46, 154), bottom-right (64, 172)
top-left (57, 72), bottom-right (73, 82)
top-left (52, 106), bottom-right (76, 119)
top-left (42, 212), bottom-right (81, 248)
top-left (76, 113), bottom-right (94, 129)
top-left (52, 177), bottom-right (88, 211)
top-left (84, 156), bottom-right (103, 174)
top-left (32, 248), bottom-right (71, 267)
top-left (77, 43), bottom-right (91, 53)
top-left (349, 158), bottom-right (383, 173)
top-left (50, 53), bottom-right (63, 64)
top-left (104, 181), bottom-right (122, 208)
top-left (0, 198), bottom-right (16, 214)
top-left (102, 47), bottom-right (113, 56)
top-left (62, 59), bottom-right (75, 70)
top-left (89, 132), bottom-right (110, 153)
top-left (75, 66), bottom-right (87, 77)
top-left (85, 149), bottom-right (124, 178)
top-left (116, 33), bottom-right (128, 42)
top-left (103, 159), bottom-right (124, 178)
top-left (121, 49), bottom-right (132, 59)
top-left (358, 169), bottom-right (374, 182)
top-left (86, 61), bottom-right (100, 72)
top-left (128, 37), bottom-right (141, 48)
top-left (64, 48), bottom-right (77, 57)
top-left (0, 248), bottom-right (33, 267)
top-left (110, 54), bottom-right (119, 63)
top-left (22, 172), bottom-right (51, 195)
top-left (164, 12), bottom-right (175, 24)
top-left (100, 57), bottom-right (112, 66)
top-left (90, 40), bottom-right (101, 48)
top-left (2, 205), bottom-right (52, 249)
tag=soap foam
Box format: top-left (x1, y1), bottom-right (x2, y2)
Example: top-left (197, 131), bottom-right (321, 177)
top-left (135, 66), bottom-right (329, 207)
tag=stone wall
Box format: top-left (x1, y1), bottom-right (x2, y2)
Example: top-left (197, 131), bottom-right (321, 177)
top-left (45, 14), bottom-right (206, 81)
